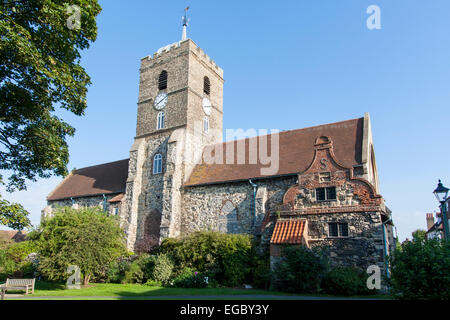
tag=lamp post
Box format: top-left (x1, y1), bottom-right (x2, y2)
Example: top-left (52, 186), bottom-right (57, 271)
top-left (433, 180), bottom-right (450, 240)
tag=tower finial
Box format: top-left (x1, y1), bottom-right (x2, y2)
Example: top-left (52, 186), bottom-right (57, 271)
top-left (181, 6), bottom-right (189, 41)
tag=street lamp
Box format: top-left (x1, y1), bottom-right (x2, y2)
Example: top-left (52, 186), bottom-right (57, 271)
top-left (433, 180), bottom-right (450, 240)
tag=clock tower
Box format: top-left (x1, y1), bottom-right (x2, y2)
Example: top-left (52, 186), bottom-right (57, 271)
top-left (122, 36), bottom-right (224, 250)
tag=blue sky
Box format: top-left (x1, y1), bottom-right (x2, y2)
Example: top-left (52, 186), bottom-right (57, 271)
top-left (2, 0), bottom-right (450, 241)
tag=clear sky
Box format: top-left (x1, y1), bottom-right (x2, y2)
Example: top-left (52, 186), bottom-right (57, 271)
top-left (2, 0), bottom-right (450, 242)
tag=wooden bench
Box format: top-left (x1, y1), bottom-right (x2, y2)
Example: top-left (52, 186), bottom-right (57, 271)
top-left (0, 278), bottom-right (35, 300)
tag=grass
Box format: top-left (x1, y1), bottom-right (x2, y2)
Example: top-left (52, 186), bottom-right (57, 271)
top-left (3, 281), bottom-right (390, 300)
top-left (13, 281), bottom-right (290, 298)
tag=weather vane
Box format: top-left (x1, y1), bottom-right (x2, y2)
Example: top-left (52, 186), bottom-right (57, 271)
top-left (181, 6), bottom-right (189, 40)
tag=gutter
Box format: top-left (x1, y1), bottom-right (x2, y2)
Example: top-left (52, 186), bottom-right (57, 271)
top-left (382, 217), bottom-right (392, 278)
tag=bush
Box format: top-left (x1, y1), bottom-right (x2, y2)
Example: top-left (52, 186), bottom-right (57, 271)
top-left (251, 254), bottom-right (271, 290)
top-left (106, 259), bottom-right (131, 283)
top-left (159, 231), bottom-right (253, 287)
top-left (389, 238), bottom-right (450, 300)
top-left (106, 257), bottom-right (133, 283)
top-left (123, 254), bottom-right (158, 284)
top-left (134, 235), bottom-right (159, 254)
top-left (145, 279), bottom-right (162, 286)
top-left (151, 253), bottom-right (173, 284)
top-left (0, 248), bottom-right (16, 281)
top-left (0, 240), bottom-right (38, 281)
top-left (170, 267), bottom-right (207, 288)
top-left (321, 267), bottom-right (373, 296)
top-left (272, 245), bottom-right (328, 293)
top-left (35, 206), bottom-right (127, 285)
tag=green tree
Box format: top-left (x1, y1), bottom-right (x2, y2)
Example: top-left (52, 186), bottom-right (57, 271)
top-left (411, 229), bottom-right (427, 242)
top-left (0, 194), bottom-right (31, 230)
top-left (389, 238), bottom-right (450, 300)
top-left (35, 206), bottom-right (126, 285)
top-left (0, 0), bottom-right (101, 192)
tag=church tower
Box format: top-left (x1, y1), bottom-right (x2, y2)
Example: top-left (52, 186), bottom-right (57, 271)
top-left (122, 19), bottom-right (224, 250)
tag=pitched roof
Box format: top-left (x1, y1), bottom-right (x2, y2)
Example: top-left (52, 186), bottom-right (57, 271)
top-left (270, 219), bottom-right (306, 244)
top-left (185, 117), bottom-right (364, 186)
top-left (108, 193), bottom-right (125, 203)
top-left (47, 159), bottom-right (129, 201)
top-left (0, 230), bottom-right (27, 242)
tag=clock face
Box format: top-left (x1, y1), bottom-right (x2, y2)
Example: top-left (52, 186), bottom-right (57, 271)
top-left (202, 97), bottom-right (212, 115)
top-left (154, 93), bottom-right (168, 110)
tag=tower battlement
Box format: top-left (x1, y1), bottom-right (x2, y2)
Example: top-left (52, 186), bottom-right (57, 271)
top-left (140, 39), bottom-right (223, 78)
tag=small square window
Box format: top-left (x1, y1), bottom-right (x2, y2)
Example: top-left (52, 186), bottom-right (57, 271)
top-left (329, 222), bottom-right (338, 237)
top-left (339, 223), bottom-right (348, 237)
top-left (326, 187), bottom-right (336, 200)
top-left (328, 222), bottom-right (349, 237)
top-left (316, 188), bottom-right (326, 201)
top-left (316, 187), bottom-right (336, 201)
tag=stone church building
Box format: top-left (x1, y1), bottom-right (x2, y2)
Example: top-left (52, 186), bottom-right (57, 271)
top-left (43, 35), bottom-right (395, 272)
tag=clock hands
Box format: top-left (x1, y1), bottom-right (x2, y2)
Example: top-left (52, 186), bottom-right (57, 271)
top-left (155, 94), bottom-right (167, 108)
top-left (156, 96), bottom-right (166, 106)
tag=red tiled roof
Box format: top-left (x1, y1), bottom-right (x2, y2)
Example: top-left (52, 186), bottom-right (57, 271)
top-left (185, 117), bottom-right (363, 186)
top-left (47, 159), bottom-right (129, 201)
top-left (270, 219), bottom-right (306, 244)
top-left (108, 193), bottom-right (125, 203)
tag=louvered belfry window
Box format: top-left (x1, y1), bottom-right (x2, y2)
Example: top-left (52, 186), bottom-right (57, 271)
top-left (203, 76), bottom-right (210, 95)
top-left (158, 71), bottom-right (168, 90)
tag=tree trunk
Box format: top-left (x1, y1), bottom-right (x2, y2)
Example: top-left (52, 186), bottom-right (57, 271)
top-left (83, 274), bottom-right (91, 286)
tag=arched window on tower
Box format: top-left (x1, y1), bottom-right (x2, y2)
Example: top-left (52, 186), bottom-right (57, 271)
top-left (158, 70), bottom-right (168, 91)
top-left (153, 153), bottom-right (162, 174)
top-left (203, 116), bottom-right (209, 133)
top-left (157, 111), bottom-right (165, 130)
top-left (203, 76), bottom-right (210, 95)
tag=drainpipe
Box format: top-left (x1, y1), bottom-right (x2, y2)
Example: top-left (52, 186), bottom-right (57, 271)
top-left (102, 194), bottom-right (107, 212)
top-left (382, 217), bottom-right (392, 278)
top-left (249, 179), bottom-right (258, 229)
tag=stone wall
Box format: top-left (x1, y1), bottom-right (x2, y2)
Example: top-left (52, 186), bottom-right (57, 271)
top-left (43, 193), bottom-right (121, 218)
top-left (181, 176), bottom-right (297, 235)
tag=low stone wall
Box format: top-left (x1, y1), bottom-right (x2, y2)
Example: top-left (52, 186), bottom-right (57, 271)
top-left (43, 194), bottom-right (122, 219)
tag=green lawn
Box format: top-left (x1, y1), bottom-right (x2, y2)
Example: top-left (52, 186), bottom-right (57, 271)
top-left (20, 281), bottom-right (290, 297)
top-left (4, 281), bottom-right (390, 300)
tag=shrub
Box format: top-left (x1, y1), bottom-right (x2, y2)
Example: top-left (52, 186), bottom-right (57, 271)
top-left (123, 254), bottom-right (158, 284)
top-left (389, 238), bottom-right (450, 300)
top-left (151, 253), bottom-right (173, 284)
top-left (134, 235), bottom-right (159, 254)
top-left (321, 267), bottom-right (373, 296)
top-left (123, 260), bottom-right (145, 284)
top-left (251, 254), bottom-right (271, 290)
top-left (106, 258), bottom-right (132, 283)
top-left (6, 240), bottom-right (37, 263)
top-left (35, 206), bottom-right (127, 285)
top-left (272, 245), bottom-right (328, 293)
top-left (0, 248), bottom-right (16, 281)
top-left (145, 279), bottom-right (162, 286)
top-left (0, 240), bottom-right (38, 281)
top-left (159, 231), bottom-right (253, 287)
top-left (170, 267), bottom-right (207, 288)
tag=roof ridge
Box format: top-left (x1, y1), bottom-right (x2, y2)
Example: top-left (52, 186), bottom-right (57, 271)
top-left (205, 116), bottom-right (363, 149)
top-left (74, 158), bottom-right (129, 172)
